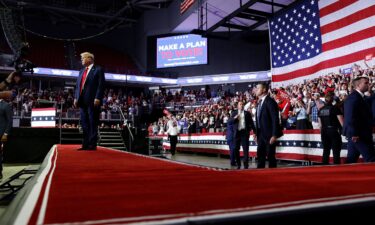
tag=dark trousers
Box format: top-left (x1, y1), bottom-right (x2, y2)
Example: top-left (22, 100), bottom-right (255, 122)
top-left (169, 135), bottom-right (178, 155)
top-left (257, 131), bottom-right (277, 168)
top-left (227, 139), bottom-right (236, 166)
top-left (80, 105), bottom-right (100, 148)
top-left (321, 128), bottom-right (342, 164)
top-left (346, 139), bottom-right (375, 163)
top-left (234, 130), bottom-right (249, 169)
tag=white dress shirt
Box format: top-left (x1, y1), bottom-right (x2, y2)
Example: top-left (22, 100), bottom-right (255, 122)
top-left (166, 125), bottom-right (179, 136)
top-left (237, 110), bottom-right (245, 131)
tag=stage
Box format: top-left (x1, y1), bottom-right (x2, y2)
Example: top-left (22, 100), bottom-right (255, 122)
top-left (2, 144), bottom-right (375, 225)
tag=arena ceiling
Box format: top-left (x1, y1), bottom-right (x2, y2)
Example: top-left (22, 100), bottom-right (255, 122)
top-left (0, 0), bottom-right (174, 29)
top-left (174, 0), bottom-right (298, 35)
top-left (0, 0), bottom-right (299, 32)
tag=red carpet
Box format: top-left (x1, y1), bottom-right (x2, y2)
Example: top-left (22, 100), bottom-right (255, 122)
top-left (17, 145), bottom-right (375, 225)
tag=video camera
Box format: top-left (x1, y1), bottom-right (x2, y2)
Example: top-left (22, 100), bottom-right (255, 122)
top-left (13, 42), bottom-right (36, 74)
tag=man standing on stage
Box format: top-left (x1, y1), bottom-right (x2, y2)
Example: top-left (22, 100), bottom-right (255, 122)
top-left (255, 83), bottom-right (283, 168)
top-left (74, 52), bottom-right (105, 150)
top-left (0, 95), bottom-right (12, 179)
top-left (343, 76), bottom-right (375, 163)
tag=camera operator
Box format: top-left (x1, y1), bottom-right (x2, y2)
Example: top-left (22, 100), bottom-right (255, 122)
top-left (0, 71), bottom-right (22, 101)
top-left (0, 71), bottom-right (21, 91)
top-left (0, 91), bottom-right (12, 179)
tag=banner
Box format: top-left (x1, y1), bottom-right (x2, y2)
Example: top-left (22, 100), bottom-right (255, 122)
top-left (31, 108), bottom-right (56, 128)
top-left (157, 34), bottom-right (208, 68)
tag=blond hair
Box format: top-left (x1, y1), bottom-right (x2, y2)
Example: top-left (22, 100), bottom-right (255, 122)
top-left (80, 52), bottom-right (94, 61)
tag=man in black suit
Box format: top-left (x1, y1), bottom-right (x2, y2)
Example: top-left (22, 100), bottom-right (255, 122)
top-left (343, 76), bottom-right (375, 163)
top-left (229, 101), bottom-right (255, 169)
top-left (74, 52), bottom-right (105, 150)
top-left (0, 95), bottom-right (12, 179)
top-left (226, 116), bottom-right (236, 167)
top-left (255, 83), bottom-right (283, 168)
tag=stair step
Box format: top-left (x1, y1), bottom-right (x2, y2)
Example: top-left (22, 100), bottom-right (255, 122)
top-left (61, 130), bottom-right (80, 135)
top-left (100, 135), bottom-right (122, 138)
top-left (61, 138), bottom-right (82, 141)
top-left (100, 142), bottom-right (124, 146)
top-left (100, 138), bottom-right (123, 141)
top-left (100, 132), bottom-right (120, 134)
top-left (100, 143), bottom-right (126, 146)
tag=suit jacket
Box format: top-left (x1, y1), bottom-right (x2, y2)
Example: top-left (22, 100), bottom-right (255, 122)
top-left (75, 64), bottom-right (105, 107)
top-left (343, 90), bottom-right (373, 142)
top-left (256, 95), bottom-right (283, 140)
top-left (226, 118), bottom-right (235, 141)
top-left (366, 94), bottom-right (375, 126)
top-left (229, 110), bottom-right (255, 137)
top-left (0, 100), bottom-right (12, 136)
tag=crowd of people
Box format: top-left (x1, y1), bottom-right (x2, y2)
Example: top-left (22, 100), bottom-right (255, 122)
top-left (1, 58), bottom-right (375, 166)
top-left (151, 62), bottom-right (375, 136)
top-left (150, 61), bottom-right (375, 166)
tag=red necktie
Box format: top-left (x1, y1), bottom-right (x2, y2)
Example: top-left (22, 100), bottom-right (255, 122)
top-left (80, 67), bottom-right (89, 93)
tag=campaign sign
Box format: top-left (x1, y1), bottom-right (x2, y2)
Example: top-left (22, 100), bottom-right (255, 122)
top-left (157, 34), bottom-right (208, 68)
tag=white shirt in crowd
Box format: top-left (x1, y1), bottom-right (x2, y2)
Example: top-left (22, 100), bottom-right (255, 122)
top-left (166, 125), bottom-right (179, 136)
top-left (237, 110), bottom-right (245, 130)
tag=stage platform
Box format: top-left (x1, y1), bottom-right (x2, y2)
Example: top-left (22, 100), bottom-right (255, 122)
top-left (1, 144), bottom-right (375, 225)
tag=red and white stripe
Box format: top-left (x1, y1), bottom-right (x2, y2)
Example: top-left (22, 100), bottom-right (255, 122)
top-left (180, 0), bottom-right (195, 13)
top-left (272, 0), bottom-right (375, 86)
top-left (31, 108), bottom-right (56, 128)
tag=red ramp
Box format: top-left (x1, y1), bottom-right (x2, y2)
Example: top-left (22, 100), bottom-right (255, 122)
top-left (6, 144), bottom-right (375, 225)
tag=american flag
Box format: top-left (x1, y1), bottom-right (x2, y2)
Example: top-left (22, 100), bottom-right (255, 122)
top-left (180, 0), bottom-right (195, 14)
top-left (270, 0), bottom-right (375, 86)
top-left (31, 108), bottom-right (56, 128)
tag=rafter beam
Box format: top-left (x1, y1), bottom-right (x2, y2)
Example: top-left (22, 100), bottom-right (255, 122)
top-left (204, 0), bottom-right (258, 35)
top-left (101, 2), bottom-right (131, 27)
top-left (257, 0), bottom-right (287, 8)
top-left (236, 12), bottom-right (263, 21)
top-left (221, 23), bottom-right (249, 30)
top-left (242, 8), bottom-right (272, 17)
top-left (246, 18), bottom-right (268, 31)
top-left (136, 0), bottom-right (171, 4)
top-left (242, 0), bottom-right (303, 32)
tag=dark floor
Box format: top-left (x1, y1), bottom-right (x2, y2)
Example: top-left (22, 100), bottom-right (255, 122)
top-left (158, 151), bottom-right (305, 169)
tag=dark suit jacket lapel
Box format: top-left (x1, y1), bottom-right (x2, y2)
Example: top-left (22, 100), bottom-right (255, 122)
top-left (83, 65), bottom-right (96, 90)
top-left (78, 68), bottom-right (84, 89)
top-left (259, 96), bottom-right (267, 118)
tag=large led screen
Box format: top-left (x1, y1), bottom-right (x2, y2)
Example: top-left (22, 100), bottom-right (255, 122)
top-left (157, 34), bottom-right (207, 68)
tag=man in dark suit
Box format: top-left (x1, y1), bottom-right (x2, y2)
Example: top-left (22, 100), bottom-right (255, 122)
top-left (226, 116), bottom-right (236, 167)
top-left (255, 83), bottom-right (283, 168)
top-left (229, 101), bottom-right (255, 169)
top-left (343, 76), bottom-right (375, 163)
top-left (0, 96), bottom-right (12, 179)
top-left (74, 52), bottom-right (105, 150)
